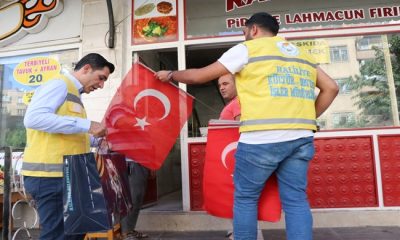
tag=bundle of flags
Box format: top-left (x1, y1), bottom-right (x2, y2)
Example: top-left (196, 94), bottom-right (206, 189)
top-left (203, 120), bottom-right (281, 221)
top-left (103, 63), bottom-right (281, 220)
top-left (103, 63), bottom-right (193, 170)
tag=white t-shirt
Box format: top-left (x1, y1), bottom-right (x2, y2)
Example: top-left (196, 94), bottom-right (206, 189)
top-left (218, 44), bottom-right (314, 144)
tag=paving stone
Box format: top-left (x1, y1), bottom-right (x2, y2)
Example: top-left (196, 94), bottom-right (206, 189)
top-left (4, 226), bottom-right (400, 239)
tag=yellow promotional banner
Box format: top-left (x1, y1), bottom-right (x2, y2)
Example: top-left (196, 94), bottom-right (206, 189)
top-left (13, 56), bottom-right (61, 86)
top-left (291, 39), bottom-right (331, 64)
top-left (22, 91), bottom-right (35, 105)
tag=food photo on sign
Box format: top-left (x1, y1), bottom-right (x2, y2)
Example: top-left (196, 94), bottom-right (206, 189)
top-left (132, 0), bottom-right (177, 44)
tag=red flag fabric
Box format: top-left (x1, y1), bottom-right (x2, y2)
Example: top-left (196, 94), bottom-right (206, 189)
top-left (203, 121), bottom-right (281, 221)
top-left (104, 63), bottom-right (193, 170)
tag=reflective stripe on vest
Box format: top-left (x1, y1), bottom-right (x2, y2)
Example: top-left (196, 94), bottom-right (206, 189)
top-left (237, 36), bottom-right (317, 132)
top-left (241, 118), bottom-right (317, 127)
top-left (248, 55), bottom-right (317, 68)
top-left (22, 162), bottom-right (63, 173)
top-left (66, 93), bottom-right (84, 107)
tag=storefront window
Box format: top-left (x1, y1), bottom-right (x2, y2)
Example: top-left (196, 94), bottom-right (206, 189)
top-left (183, 33), bottom-right (400, 132)
top-left (318, 33), bottom-right (400, 130)
top-left (0, 49), bottom-right (78, 148)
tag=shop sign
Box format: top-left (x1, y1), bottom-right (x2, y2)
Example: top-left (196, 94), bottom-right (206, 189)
top-left (131, 0), bottom-right (178, 45)
top-left (291, 39), bottom-right (330, 64)
top-left (185, 0), bottom-right (400, 39)
top-left (13, 57), bottom-right (61, 86)
top-left (13, 56), bottom-right (61, 104)
top-left (0, 0), bottom-right (64, 47)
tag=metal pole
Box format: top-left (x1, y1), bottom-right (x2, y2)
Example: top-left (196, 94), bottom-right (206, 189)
top-left (0, 65), bottom-right (5, 145)
top-left (2, 146), bottom-right (12, 240)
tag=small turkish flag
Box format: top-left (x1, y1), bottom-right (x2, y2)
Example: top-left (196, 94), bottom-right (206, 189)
top-left (104, 63), bottom-right (193, 170)
top-left (204, 121), bottom-right (281, 221)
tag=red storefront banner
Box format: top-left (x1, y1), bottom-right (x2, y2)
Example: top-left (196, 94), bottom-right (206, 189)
top-left (203, 121), bottom-right (281, 221)
top-left (104, 63), bottom-right (193, 170)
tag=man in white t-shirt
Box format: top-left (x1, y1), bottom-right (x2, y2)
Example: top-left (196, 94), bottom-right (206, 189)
top-left (156, 12), bottom-right (338, 240)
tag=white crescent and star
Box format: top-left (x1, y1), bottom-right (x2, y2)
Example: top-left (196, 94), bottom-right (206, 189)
top-left (134, 116), bottom-right (150, 130)
top-left (221, 141), bottom-right (238, 170)
top-left (133, 89), bottom-right (171, 130)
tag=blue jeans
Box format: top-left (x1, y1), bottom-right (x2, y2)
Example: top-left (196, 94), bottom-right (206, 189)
top-left (24, 176), bottom-right (84, 240)
top-left (233, 137), bottom-right (315, 240)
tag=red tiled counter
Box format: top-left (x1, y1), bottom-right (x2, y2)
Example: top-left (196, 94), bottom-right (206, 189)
top-left (308, 137), bottom-right (378, 208)
top-left (188, 130), bottom-right (400, 211)
top-left (378, 135), bottom-right (400, 206)
top-left (188, 143), bottom-right (206, 210)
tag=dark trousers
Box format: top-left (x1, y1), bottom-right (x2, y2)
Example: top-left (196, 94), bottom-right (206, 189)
top-left (23, 176), bottom-right (84, 240)
top-left (120, 161), bottom-right (150, 233)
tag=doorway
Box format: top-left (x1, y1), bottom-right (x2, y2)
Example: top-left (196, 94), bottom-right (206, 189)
top-left (134, 43), bottom-right (236, 211)
top-left (185, 44), bottom-right (234, 138)
top-left (133, 49), bottom-right (182, 211)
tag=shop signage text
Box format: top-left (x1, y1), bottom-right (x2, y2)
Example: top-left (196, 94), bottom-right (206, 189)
top-left (226, 5), bottom-right (400, 29)
top-left (13, 56), bottom-right (61, 104)
top-left (291, 40), bottom-right (330, 64)
top-left (13, 56), bottom-right (61, 86)
top-left (226, 0), bottom-right (271, 12)
top-left (186, 1), bottom-right (400, 39)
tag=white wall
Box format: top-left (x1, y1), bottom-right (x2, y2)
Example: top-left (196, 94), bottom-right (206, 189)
top-left (80, 0), bottom-right (131, 122)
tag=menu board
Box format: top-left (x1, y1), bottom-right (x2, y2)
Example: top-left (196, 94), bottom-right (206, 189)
top-left (131, 0), bottom-right (178, 45)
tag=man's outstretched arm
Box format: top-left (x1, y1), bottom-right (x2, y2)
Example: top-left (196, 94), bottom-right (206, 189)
top-left (155, 61), bottom-right (230, 84)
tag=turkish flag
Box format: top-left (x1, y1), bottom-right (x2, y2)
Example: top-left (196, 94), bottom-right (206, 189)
top-left (203, 121), bottom-right (281, 221)
top-left (104, 63), bottom-right (193, 170)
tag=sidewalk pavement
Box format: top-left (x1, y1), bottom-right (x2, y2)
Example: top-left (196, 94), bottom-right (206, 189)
top-left (7, 226), bottom-right (400, 239)
top-left (147, 227), bottom-right (400, 239)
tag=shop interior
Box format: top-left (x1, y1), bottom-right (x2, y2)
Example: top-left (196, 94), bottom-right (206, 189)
top-left (135, 43), bottom-right (235, 211)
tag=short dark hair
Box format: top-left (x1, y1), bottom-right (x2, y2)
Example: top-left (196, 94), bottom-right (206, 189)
top-left (74, 53), bottom-right (115, 73)
top-left (245, 12), bottom-right (279, 36)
